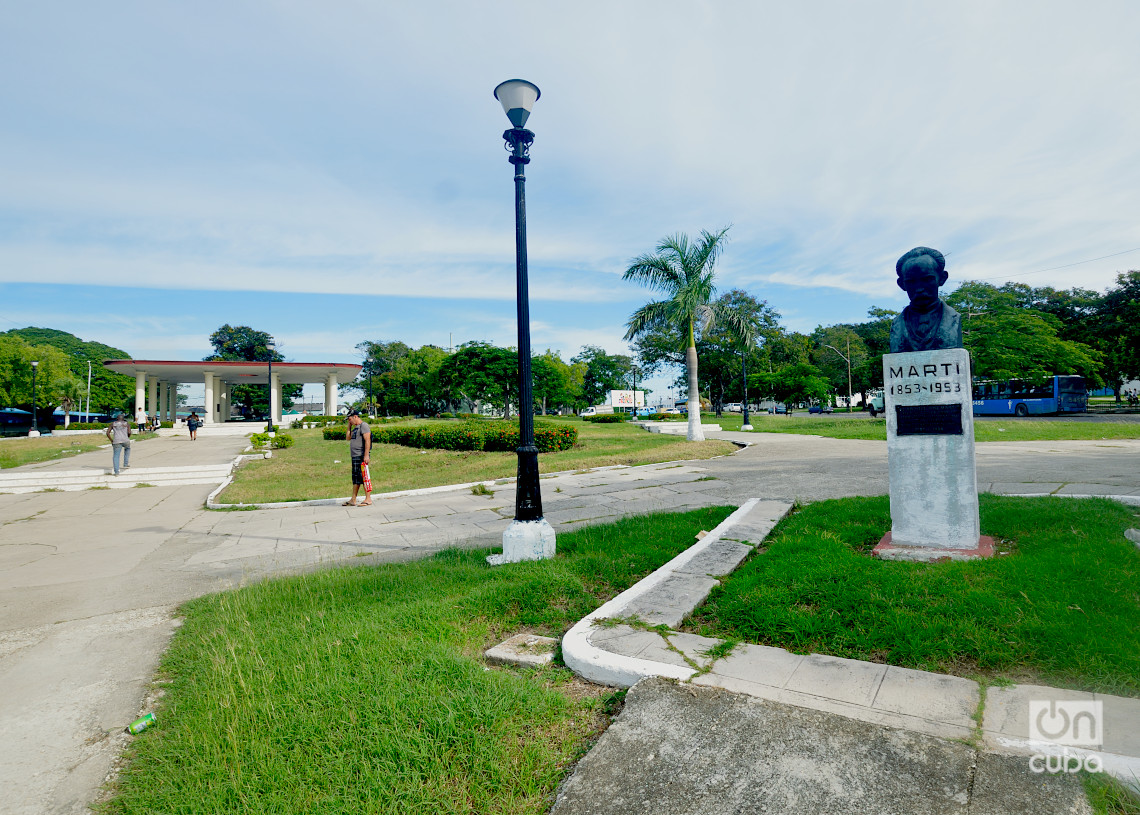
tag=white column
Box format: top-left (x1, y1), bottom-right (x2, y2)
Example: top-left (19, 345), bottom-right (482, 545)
top-left (218, 381), bottom-right (228, 422)
top-left (147, 376), bottom-right (158, 421)
top-left (213, 375), bottom-right (223, 423)
top-left (135, 372), bottom-right (146, 422)
top-left (270, 373), bottom-right (282, 426)
top-left (203, 372), bottom-right (214, 424)
top-left (158, 383), bottom-right (168, 422)
top-left (325, 373), bottom-right (337, 417)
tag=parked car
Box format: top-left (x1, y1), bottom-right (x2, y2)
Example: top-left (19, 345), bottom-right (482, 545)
top-left (808, 405), bottom-right (834, 414)
top-left (768, 405), bottom-right (788, 414)
top-left (664, 408), bottom-right (682, 415)
top-left (867, 392), bottom-right (885, 417)
top-left (724, 403), bottom-right (743, 413)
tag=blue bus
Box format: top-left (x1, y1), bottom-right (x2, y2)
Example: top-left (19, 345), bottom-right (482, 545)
top-left (971, 376), bottom-right (1087, 417)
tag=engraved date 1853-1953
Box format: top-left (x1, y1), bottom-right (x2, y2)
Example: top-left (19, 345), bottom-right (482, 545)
top-left (890, 381), bottom-right (962, 396)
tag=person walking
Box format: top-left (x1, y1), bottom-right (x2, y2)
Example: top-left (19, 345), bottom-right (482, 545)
top-left (104, 412), bottom-right (132, 476)
top-left (187, 411), bottom-right (200, 441)
top-left (344, 409), bottom-right (372, 506)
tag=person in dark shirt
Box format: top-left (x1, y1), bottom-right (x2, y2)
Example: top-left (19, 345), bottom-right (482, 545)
top-left (344, 409), bottom-right (372, 506)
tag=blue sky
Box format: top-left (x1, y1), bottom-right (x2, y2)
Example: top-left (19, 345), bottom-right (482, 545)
top-left (2, 2), bottom-right (1139, 402)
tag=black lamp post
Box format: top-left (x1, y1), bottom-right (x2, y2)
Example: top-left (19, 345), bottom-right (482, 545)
top-left (266, 338), bottom-right (275, 434)
top-left (30, 360), bottom-right (39, 436)
top-left (493, 78), bottom-right (550, 550)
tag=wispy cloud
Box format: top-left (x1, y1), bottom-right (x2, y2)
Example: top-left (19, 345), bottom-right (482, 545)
top-left (2, 1), bottom-right (1138, 360)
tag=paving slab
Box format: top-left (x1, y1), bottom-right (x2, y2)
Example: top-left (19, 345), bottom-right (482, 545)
top-left (619, 573), bottom-right (721, 628)
top-left (700, 642), bottom-right (804, 689)
top-left (1097, 691), bottom-right (1140, 757)
top-left (983, 684), bottom-right (1099, 750)
top-left (550, 677), bottom-right (1010, 815)
top-left (969, 752), bottom-right (1093, 815)
top-left (784, 653), bottom-right (888, 707)
top-left (674, 539), bottom-right (752, 577)
top-left (870, 665), bottom-right (979, 728)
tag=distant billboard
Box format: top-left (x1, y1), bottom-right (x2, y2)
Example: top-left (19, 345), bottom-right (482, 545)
top-left (606, 390), bottom-right (644, 407)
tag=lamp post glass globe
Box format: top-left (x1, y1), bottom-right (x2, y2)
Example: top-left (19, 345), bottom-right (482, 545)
top-left (493, 79), bottom-right (540, 128)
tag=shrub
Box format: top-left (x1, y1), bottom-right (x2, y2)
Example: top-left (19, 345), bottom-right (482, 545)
top-left (66, 422), bottom-right (109, 430)
top-left (323, 428), bottom-right (347, 441)
top-left (271, 433), bottom-right (294, 449)
top-left (250, 432), bottom-right (270, 448)
top-left (371, 421), bottom-right (578, 453)
top-left (584, 414), bottom-right (626, 423)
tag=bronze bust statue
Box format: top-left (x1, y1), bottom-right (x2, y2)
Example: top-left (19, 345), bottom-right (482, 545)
top-left (889, 247), bottom-right (963, 353)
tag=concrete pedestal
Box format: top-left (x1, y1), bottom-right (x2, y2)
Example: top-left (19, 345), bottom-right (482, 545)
top-left (879, 348), bottom-right (989, 562)
top-left (488, 518), bottom-right (556, 565)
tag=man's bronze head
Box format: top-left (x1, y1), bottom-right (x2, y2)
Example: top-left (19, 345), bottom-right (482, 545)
top-left (896, 247), bottom-right (948, 313)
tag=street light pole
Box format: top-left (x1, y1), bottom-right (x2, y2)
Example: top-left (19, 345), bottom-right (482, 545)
top-left (823, 341), bottom-right (852, 412)
top-left (741, 349), bottom-right (753, 431)
top-left (490, 78), bottom-right (554, 565)
top-left (29, 361), bottom-right (39, 436)
top-left (266, 339), bottom-right (276, 434)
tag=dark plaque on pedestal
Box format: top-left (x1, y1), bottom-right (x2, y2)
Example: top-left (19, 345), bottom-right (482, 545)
top-left (895, 403), bottom-right (963, 436)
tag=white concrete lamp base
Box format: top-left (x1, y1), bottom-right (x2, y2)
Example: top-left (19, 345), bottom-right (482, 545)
top-left (488, 518), bottom-right (556, 565)
top-left (741, 424), bottom-right (753, 431)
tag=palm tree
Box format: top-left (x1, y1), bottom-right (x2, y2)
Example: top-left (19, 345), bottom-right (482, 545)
top-left (623, 228), bottom-right (744, 441)
top-left (55, 374), bottom-right (84, 428)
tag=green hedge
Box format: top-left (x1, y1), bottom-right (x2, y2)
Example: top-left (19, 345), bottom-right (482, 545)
top-left (583, 414), bottom-right (626, 423)
top-left (369, 421), bottom-right (578, 453)
top-left (323, 428), bottom-right (347, 441)
top-left (66, 422), bottom-right (109, 429)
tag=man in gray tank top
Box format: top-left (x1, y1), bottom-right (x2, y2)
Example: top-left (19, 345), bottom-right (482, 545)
top-left (345, 409), bottom-right (372, 506)
top-left (104, 412), bottom-right (132, 476)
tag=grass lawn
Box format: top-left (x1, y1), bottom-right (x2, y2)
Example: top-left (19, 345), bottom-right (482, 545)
top-left (101, 506), bottom-right (735, 815)
top-left (686, 495), bottom-right (1140, 696)
top-left (0, 432), bottom-right (156, 469)
top-left (711, 413), bottom-right (1140, 442)
top-left (215, 420), bottom-right (737, 504)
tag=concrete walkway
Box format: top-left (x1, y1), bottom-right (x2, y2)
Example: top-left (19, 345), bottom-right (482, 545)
top-left (557, 500), bottom-right (1139, 813)
top-left (1, 430), bottom-right (1138, 813)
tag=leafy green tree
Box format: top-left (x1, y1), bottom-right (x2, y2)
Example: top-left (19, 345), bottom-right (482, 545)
top-left (571, 346), bottom-right (633, 407)
top-left (55, 374), bottom-right (85, 427)
top-left (1, 327), bottom-right (134, 414)
top-left (1094, 270), bottom-right (1140, 400)
top-left (385, 345), bottom-right (448, 415)
top-left (437, 342), bottom-right (518, 417)
top-left (355, 340), bottom-right (412, 415)
top-left (811, 325), bottom-right (869, 409)
top-left (963, 310), bottom-right (1102, 385)
top-left (0, 334), bottom-right (72, 424)
top-left (531, 350), bottom-right (582, 414)
top-left (751, 362), bottom-right (830, 413)
top-left (623, 227), bottom-right (745, 440)
top-left (849, 307), bottom-right (897, 404)
top-left (205, 324), bottom-right (300, 416)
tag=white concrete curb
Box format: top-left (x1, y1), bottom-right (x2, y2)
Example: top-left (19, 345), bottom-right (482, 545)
top-left (561, 500), bottom-right (761, 687)
top-left (204, 449), bottom-right (748, 511)
top-left (1004, 492), bottom-right (1140, 506)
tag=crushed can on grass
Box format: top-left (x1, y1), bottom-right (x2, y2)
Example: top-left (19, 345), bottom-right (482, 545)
top-left (126, 713), bottom-right (156, 735)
